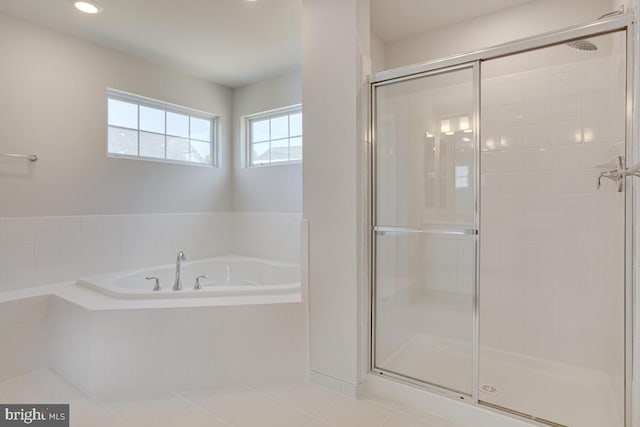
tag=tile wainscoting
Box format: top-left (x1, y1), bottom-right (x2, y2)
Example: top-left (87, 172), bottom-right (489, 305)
top-left (0, 212), bottom-right (301, 291)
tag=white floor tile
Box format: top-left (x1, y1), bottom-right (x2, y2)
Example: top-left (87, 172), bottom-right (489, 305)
top-left (381, 410), bottom-right (453, 427)
top-left (0, 370), bottom-right (468, 427)
top-left (69, 398), bottom-right (132, 427)
top-left (267, 383), bottom-right (342, 415)
top-left (317, 396), bottom-right (393, 427)
top-left (177, 386), bottom-right (312, 427)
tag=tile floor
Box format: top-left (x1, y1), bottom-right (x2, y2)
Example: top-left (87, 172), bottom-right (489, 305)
top-left (0, 369), bottom-right (465, 427)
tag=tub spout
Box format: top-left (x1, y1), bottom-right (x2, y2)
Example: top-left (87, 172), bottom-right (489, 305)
top-left (174, 251), bottom-right (186, 291)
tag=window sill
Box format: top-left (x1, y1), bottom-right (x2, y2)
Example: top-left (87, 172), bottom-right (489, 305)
top-left (246, 160), bottom-right (302, 169)
top-left (107, 153), bottom-right (216, 168)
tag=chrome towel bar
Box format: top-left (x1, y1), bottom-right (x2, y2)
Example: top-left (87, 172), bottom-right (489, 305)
top-left (0, 153), bottom-right (38, 161)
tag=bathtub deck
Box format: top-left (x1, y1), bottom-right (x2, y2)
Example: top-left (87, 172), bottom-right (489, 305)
top-left (55, 282), bottom-right (302, 310)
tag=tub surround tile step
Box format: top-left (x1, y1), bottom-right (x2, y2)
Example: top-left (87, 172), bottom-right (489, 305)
top-left (47, 295), bottom-right (306, 397)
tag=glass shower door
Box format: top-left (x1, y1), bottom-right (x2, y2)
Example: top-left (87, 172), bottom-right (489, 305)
top-left (478, 30), bottom-right (627, 427)
top-left (372, 65), bottom-right (477, 396)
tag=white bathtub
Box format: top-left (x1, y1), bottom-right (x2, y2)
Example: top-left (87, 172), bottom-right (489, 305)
top-left (78, 256), bottom-right (300, 299)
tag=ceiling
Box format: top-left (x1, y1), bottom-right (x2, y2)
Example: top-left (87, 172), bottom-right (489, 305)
top-left (0, 0), bottom-right (301, 88)
top-left (371, 0), bottom-right (536, 43)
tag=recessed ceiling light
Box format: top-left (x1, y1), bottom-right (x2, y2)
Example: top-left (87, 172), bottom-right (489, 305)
top-left (73, 1), bottom-right (103, 14)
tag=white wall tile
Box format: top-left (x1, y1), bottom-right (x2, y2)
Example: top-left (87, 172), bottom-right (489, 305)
top-left (101, 217), bottom-right (121, 240)
top-left (81, 218), bottom-right (102, 241)
top-left (480, 56), bottom-right (625, 380)
top-left (58, 218), bottom-right (82, 242)
top-left (524, 147), bottom-right (553, 171)
top-left (6, 242), bottom-right (34, 290)
top-left (553, 145), bottom-right (582, 169)
top-left (552, 95), bottom-right (582, 121)
top-left (5, 218), bottom-right (33, 247)
top-left (498, 79), bottom-right (524, 105)
top-left (0, 218), bottom-right (6, 291)
top-left (525, 99), bottom-right (553, 124)
top-left (524, 74), bottom-right (551, 101)
top-left (500, 103), bottom-right (525, 127)
top-left (552, 66), bottom-right (582, 97)
top-left (1, 211), bottom-right (300, 291)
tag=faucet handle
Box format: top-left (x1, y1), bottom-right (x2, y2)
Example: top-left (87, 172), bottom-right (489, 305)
top-left (146, 276), bottom-right (161, 291)
top-left (194, 275), bottom-right (207, 290)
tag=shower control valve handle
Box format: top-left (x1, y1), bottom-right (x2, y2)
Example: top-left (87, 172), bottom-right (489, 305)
top-left (146, 276), bottom-right (161, 292)
top-left (194, 275), bottom-right (207, 290)
top-left (597, 155), bottom-right (625, 192)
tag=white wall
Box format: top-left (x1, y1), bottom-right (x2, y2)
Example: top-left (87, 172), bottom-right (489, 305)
top-left (303, 0), bottom-right (370, 394)
top-left (0, 12), bottom-right (232, 217)
top-left (384, 0), bottom-right (615, 70)
top-left (232, 71), bottom-right (302, 213)
top-left (371, 34), bottom-right (386, 73)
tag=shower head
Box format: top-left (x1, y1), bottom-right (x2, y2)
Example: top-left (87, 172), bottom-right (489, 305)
top-left (566, 39), bottom-right (598, 51)
top-left (564, 6), bottom-right (625, 52)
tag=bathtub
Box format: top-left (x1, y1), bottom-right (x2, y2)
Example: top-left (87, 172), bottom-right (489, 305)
top-left (78, 256), bottom-right (300, 299)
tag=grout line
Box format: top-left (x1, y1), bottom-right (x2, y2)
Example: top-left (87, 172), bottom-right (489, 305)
top-left (378, 406), bottom-right (396, 427)
top-left (245, 382), bottom-right (332, 419)
top-left (170, 390), bottom-right (232, 426)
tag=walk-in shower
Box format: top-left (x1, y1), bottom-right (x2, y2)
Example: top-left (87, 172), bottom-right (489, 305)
top-left (370, 12), bottom-right (634, 427)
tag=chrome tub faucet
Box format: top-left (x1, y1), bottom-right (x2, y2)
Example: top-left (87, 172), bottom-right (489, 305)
top-left (173, 251), bottom-right (186, 291)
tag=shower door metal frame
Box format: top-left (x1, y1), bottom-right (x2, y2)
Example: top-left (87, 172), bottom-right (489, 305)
top-left (369, 11), bottom-right (636, 427)
top-left (369, 60), bottom-right (481, 402)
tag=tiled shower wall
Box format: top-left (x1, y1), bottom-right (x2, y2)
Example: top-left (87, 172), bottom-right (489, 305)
top-left (479, 45), bottom-right (626, 377)
top-left (0, 212), bottom-right (301, 291)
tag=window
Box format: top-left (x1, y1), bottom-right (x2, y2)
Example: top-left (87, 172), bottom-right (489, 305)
top-left (107, 89), bottom-right (217, 166)
top-left (246, 105), bottom-right (302, 166)
top-left (455, 166), bottom-right (469, 188)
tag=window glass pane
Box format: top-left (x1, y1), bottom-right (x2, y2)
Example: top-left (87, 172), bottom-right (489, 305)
top-left (108, 126), bottom-right (138, 155)
top-left (107, 91), bottom-right (218, 166)
top-left (139, 132), bottom-right (165, 158)
top-left (108, 99), bottom-right (138, 129)
top-left (290, 113), bottom-right (302, 136)
top-left (166, 136), bottom-right (190, 161)
top-left (251, 142), bottom-right (270, 164)
top-left (270, 116), bottom-right (289, 140)
top-left (190, 140), bottom-right (211, 164)
top-left (140, 106), bottom-right (165, 133)
top-left (290, 136), bottom-right (302, 160)
top-left (251, 119), bottom-right (269, 143)
top-left (271, 138), bottom-right (289, 162)
top-left (167, 112), bottom-right (189, 137)
top-left (190, 117), bottom-right (211, 142)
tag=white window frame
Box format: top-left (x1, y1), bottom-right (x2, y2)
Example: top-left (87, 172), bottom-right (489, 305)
top-left (243, 104), bottom-right (302, 168)
top-left (106, 88), bottom-right (219, 167)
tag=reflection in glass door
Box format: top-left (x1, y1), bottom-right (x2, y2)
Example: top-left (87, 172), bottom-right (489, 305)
top-left (478, 31), bottom-right (627, 427)
top-left (372, 65), bottom-right (478, 396)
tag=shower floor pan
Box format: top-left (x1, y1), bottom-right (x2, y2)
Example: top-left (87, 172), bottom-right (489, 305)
top-left (379, 334), bottom-right (621, 427)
